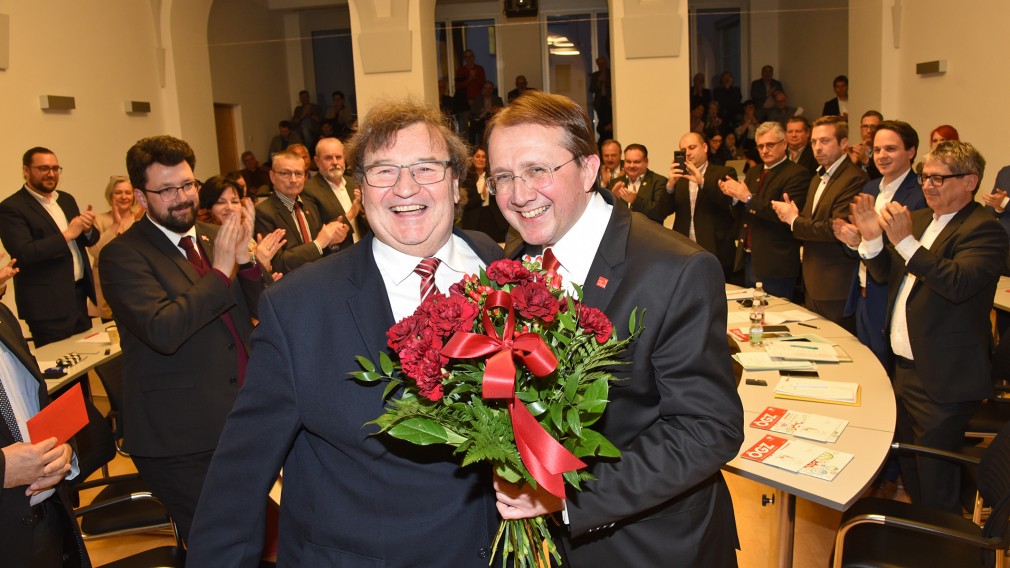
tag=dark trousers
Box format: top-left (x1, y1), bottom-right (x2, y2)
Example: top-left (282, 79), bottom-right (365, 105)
top-left (27, 280), bottom-right (91, 347)
top-left (30, 499), bottom-right (70, 568)
top-left (743, 252), bottom-right (796, 300)
top-left (133, 449), bottom-right (215, 544)
top-left (854, 295), bottom-right (889, 368)
top-left (893, 361), bottom-right (978, 513)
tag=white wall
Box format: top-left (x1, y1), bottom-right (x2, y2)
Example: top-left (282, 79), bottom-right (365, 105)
top-left (776, 0), bottom-right (847, 122)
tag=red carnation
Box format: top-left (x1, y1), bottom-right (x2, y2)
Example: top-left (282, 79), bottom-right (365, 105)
top-left (423, 294), bottom-right (480, 337)
top-left (577, 304), bottom-right (613, 343)
top-left (511, 280), bottom-right (560, 323)
top-left (486, 259), bottom-right (534, 285)
top-left (387, 313), bottom-right (425, 351)
top-left (400, 343), bottom-right (446, 401)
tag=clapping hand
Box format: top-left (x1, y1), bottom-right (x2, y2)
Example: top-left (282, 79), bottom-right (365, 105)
top-left (832, 217), bottom-right (862, 247)
top-left (982, 188), bottom-right (1007, 213)
top-left (718, 176), bottom-right (751, 202)
top-left (612, 181), bottom-right (637, 204)
top-left (0, 253), bottom-right (18, 287)
top-left (771, 193), bottom-right (799, 224)
top-left (850, 194), bottom-right (884, 242)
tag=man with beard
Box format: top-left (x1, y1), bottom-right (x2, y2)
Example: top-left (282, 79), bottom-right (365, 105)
top-left (0, 147), bottom-right (100, 346)
top-left (302, 137), bottom-right (369, 250)
top-left (98, 135), bottom-right (262, 543)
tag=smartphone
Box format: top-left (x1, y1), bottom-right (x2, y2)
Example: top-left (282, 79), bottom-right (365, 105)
top-left (674, 150), bottom-right (686, 170)
top-left (779, 370), bottom-right (820, 378)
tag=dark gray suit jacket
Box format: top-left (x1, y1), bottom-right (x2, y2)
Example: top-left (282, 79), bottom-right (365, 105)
top-left (301, 172), bottom-right (369, 251)
top-left (607, 169), bottom-right (670, 223)
top-left (187, 229), bottom-right (503, 566)
top-left (255, 193), bottom-right (325, 274)
top-left (670, 163), bottom-right (739, 273)
top-left (507, 191), bottom-right (744, 566)
top-left (99, 217), bottom-right (259, 457)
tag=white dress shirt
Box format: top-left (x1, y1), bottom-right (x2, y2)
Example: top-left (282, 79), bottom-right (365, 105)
top-left (858, 210), bottom-right (957, 360)
top-left (373, 235), bottom-right (486, 322)
top-left (545, 192), bottom-right (613, 293)
top-left (148, 215), bottom-right (201, 262)
top-left (26, 187), bottom-right (86, 281)
top-left (324, 176), bottom-right (360, 243)
top-left (857, 169), bottom-right (911, 287)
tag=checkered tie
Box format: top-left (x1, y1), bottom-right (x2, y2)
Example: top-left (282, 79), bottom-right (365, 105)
top-left (414, 257), bottom-right (441, 302)
top-left (0, 381), bottom-right (23, 442)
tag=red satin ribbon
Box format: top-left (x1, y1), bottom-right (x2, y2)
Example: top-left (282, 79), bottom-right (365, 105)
top-left (442, 289), bottom-right (585, 498)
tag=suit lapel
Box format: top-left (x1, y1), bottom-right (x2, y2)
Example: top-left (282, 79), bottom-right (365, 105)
top-left (137, 216), bottom-right (202, 283)
top-left (926, 202), bottom-right (975, 254)
top-left (346, 237), bottom-right (396, 365)
top-left (195, 222), bottom-right (217, 268)
top-left (582, 192), bottom-right (628, 311)
top-left (17, 187), bottom-right (62, 234)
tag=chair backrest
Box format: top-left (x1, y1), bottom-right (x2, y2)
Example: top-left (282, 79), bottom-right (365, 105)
top-left (979, 420), bottom-right (1010, 566)
top-left (93, 355), bottom-right (126, 438)
top-left (70, 398), bottom-right (118, 486)
top-left (991, 334), bottom-right (1010, 386)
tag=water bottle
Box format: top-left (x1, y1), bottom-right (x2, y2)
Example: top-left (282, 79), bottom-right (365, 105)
top-left (749, 282), bottom-right (766, 347)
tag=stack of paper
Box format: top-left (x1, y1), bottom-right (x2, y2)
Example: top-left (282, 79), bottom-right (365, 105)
top-left (769, 335), bottom-right (853, 362)
top-left (750, 406), bottom-right (848, 443)
top-left (726, 288), bottom-right (754, 301)
top-left (741, 434), bottom-right (854, 481)
top-left (763, 310), bottom-right (819, 325)
top-left (774, 377), bottom-right (860, 406)
top-left (764, 341), bottom-right (839, 362)
top-left (732, 352), bottom-right (817, 371)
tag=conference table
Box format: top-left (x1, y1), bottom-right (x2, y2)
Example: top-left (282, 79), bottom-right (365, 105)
top-left (721, 287), bottom-right (895, 568)
top-left (994, 275), bottom-right (1010, 312)
top-left (30, 318), bottom-right (122, 395)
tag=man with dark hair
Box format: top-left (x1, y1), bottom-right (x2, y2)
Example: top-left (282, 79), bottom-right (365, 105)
top-left (255, 149), bottom-right (349, 274)
top-left (607, 143), bottom-right (670, 223)
top-left (0, 263), bottom-right (89, 568)
top-left (268, 120), bottom-right (304, 159)
top-left (291, 90), bottom-right (324, 151)
top-left (666, 131), bottom-right (740, 279)
top-left (325, 89), bottom-right (355, 134)
top-left (750, 64), bottom-right (783, 110)
top-left (785, 116), bottom-right (818, 174)
top-left (822, 75), bottom-right (849, 117)
top-left (772, 115), bottom-right (867, 327)
top-left (849, 110), bottom-right (883, 179)
top-left (835, 120), bottom-right (926, 366)
top-left (0, 147), bottom-right (100, 346)
top-left (485, 90), bottom-right (743, 567)
top-left (99, 135), bottom-right (262, 543)
top-left (188, 99), bottom-right (502, 566)
top-left (853, 140), bottom-right (1008, 513)
top-left (507, 74), bottom-right (531, 102)
top-left (720, 121), bottom-right (813, 299)
top-left (239, 151), bottom-right (271, 199)
top-left (763, 90), bottom-right (798, 126)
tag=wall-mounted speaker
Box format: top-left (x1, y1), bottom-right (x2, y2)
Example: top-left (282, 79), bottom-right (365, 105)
top-left (504, 0), bottom-right (537, 18)
top-left (916, 60), bottom-right (946, 75)
top-left (124, 100), bottom-right (152, 113)
top-left (40, 95), bottom-right (76, 110)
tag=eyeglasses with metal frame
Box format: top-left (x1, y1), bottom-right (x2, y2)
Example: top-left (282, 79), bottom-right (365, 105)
top-left (487, 156), bottom-right (579, 196)
top-left (140, 180), bottom-right (202, 202)
top-left (363, 160), bottom-right (451, 188)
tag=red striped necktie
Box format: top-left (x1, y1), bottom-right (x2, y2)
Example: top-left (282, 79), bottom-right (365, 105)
top-left (414, 257), bottom-right (441, 301)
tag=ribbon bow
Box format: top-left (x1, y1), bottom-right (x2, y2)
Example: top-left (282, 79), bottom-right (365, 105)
top-left (442, 289), bottom-right (585, 498)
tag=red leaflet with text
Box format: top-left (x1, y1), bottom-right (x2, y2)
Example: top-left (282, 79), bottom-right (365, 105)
top-left (749, 407), bottom-right (788, 430)
top-left (741, 434), bottom-right (789, 463)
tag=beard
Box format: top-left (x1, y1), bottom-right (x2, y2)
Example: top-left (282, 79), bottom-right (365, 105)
top-left (151, 200), bottom-right (197, 233)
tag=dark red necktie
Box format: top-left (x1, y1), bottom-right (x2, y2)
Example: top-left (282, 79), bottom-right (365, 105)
top-left (745, 170), bottom-right (770, 251)
top-left (293, 202), bottom-right (312, 244)
top-left (414, 257), bottom-right (441, 301)
top-left (541, 248), bottom-right (561, 273)
top-left (179, 236), bottom-right (208, 273)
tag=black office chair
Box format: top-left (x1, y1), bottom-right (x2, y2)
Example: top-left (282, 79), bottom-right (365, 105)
top-left (831, 420), bottom-right (1010, 567)
top-left (92, 355), bottom-right (129, 456)
top-left (70, 397), bottom-right (184, 566)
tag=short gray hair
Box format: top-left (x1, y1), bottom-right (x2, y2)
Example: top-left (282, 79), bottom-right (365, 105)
top-left (755, 121), bottom-right (785, 141)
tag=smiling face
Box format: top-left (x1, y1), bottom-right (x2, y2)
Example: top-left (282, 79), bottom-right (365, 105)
top-left (137, 161), bottom-right (198, 233)
top-left (488, 123), bottom-right (598, 247)
top-left (315, 138), bottom-right (346, 184)
top-left (210, 186), bottom-right (242, 223)
top-left (111, 181), bottom-right (135, 211)
top-left (785, 121), bottom-right (810, 150)
top-left (921, 158), bottom-right (975, 215)
top-left (623, 148), bottom-right (647, 180)
top-left (361, 122), bottom-right (459, 257)
top-left (24, 151), bottom-right (60, 193)
top-left (873, 129), bottom-right (916, 183)
top-left (472, 149), bottom-right (487, 173)
top-left (601, 142), bottom-right (621, 171)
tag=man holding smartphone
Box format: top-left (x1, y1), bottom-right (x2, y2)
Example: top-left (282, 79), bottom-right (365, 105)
top-left (666, 132), bottom-right (740, 281)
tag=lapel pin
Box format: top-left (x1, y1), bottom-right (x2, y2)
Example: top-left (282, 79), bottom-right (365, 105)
top-left (596, 277), bottom-right (608, 289)
top-left (200, 234), bottom-right (210, 242)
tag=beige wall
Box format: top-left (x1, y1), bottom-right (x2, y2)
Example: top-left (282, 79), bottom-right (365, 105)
top-left (776, 0), bottom-right (847, 122)
top-left (208, 0), bottom-right (292, 162)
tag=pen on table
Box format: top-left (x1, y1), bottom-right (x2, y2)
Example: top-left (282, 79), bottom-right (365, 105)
top-left (797, 322), bottom-right (818, 329)
top-left (83, 332), bottom-right (101, 340)
top-left (787, 344), bottom-right (818, 350)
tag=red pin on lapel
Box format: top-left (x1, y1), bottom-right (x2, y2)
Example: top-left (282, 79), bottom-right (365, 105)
top-left (596, 276), bottom-right (608, 289)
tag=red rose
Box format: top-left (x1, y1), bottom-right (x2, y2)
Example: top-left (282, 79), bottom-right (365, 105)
top-left (423, 294), bottom-right (479, 337)
top-left (511, 280), bottom-right (560, 323)
top-left (486, 259), bottom-right (534, 285)
top-left (387, 313), bottom-right (425, 350)
top-left (448, 280), bottom-right (466, 297)
top-left (577, 304), bottom-right (613, 343)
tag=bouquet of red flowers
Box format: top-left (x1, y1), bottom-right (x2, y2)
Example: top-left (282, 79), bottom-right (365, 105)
top-left (351, 257), bottom-right (641, 567)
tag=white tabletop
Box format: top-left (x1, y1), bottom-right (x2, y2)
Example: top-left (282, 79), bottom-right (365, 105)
top-left (995, 275), bottom-right (1010, 312)
top-left (31, 318), bottom-right (122, 394)
top-left (724, 285), bottom-right (895, 511)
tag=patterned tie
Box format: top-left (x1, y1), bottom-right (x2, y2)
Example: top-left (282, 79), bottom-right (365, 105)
top-left (414, 257), bottom-right (441, 302)
top-left (293, 202), bottom-right (312, 244)
top-left (179, 236), bottom-right (208, 274)
top-left (541, 248), bottom-right (561, 273)
top-left (0, 381), bottom-right (23, 442)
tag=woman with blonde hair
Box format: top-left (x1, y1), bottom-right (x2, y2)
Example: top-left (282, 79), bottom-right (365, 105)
top-left (88, 175), bottom-right (143, 320)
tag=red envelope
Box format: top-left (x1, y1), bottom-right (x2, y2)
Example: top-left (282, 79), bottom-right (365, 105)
top-left (27, 383), bottom-right (88, 446)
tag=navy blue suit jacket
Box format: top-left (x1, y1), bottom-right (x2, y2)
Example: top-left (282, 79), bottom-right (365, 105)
top-left (186, 229), bottom-right (503, 567)
top-left (983, 165), bottom-right (1010, 274)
